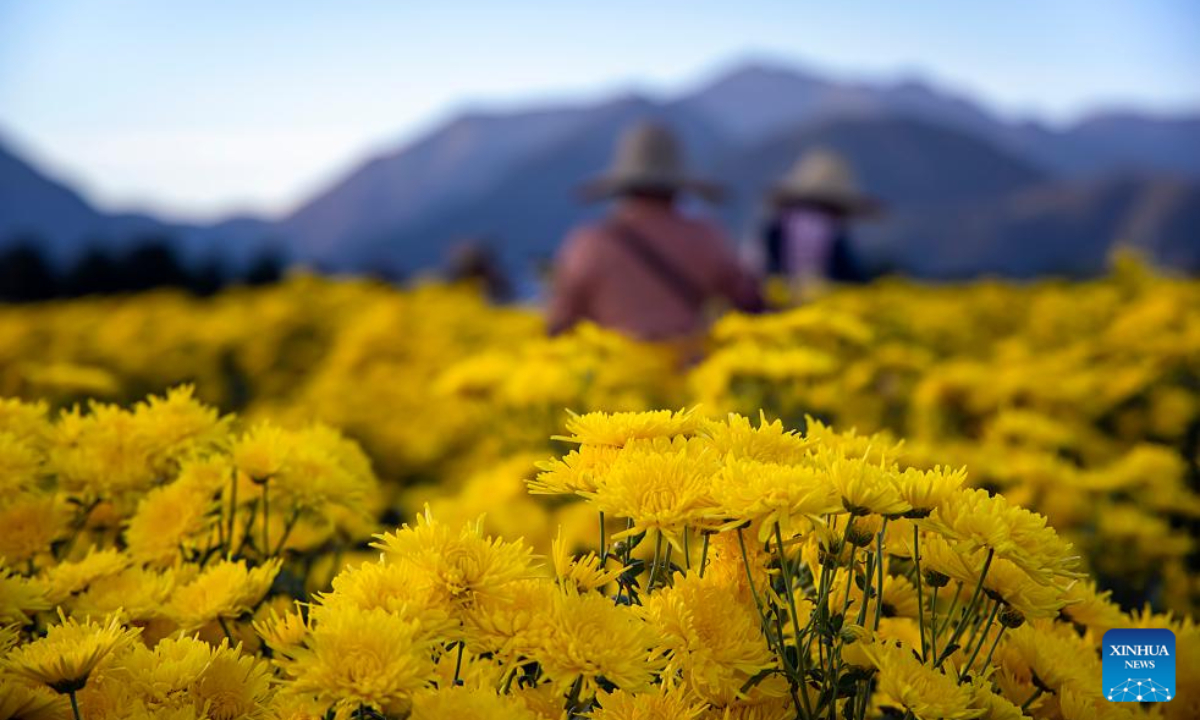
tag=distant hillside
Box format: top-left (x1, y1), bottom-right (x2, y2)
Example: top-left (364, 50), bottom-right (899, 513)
top-left (2, 60), bottom-right (1197, 279)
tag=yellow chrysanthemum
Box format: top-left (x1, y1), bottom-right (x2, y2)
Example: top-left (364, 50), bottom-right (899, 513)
top-left (825, 457), bottom-right (911, 517)
top-left (42, 548), bottom-right (130, 604)
top-left (0, 494), bottom-right (69, 564)
top-left (863, 640), bottom-right (983, 720)
top-left (639, 572), bottom-right (777, 705)
top-left (409, 686), bottom-right (543, 720)
top-left (0, 681), bottom-right (67, 720)
top-left (533, 589), bottom-right (656, 698)
top-left (712, 456), bottom-right (840, 541)
top-left (698, 413), bottom-right (812, 465)
top-left (124, 474), bottom-right (219, 563)
top-left (372, 508), bottom-right (535, 608)
top-left (277, 606), bottom-right (435, 717)
top-left (926, 488), bottom-right (1080, 583)
top-left (167, 559), bottom-right (281, 631)
top-left (0, 431), bottom-right (44, 495)
top-left (555, 408), bottom-right (698, 447)
top-left (591, 686), bottom-right (709, 720)
top-left (0, 561), bottom-right (51, 625)
top-left (528, 444), bottom-right (621, 495)
top-left (581, 437), bottom-right (719, 547)
top-left (2, 612), bottom-right (140, 693)
top-left (317, 556), bottom-right (453, 637)
top-left (69, 565), bottom-right (176, 623)
top-left (231, 422), bottom-right (293, 483)
top-left (893, 465), bottom-right (967, 516)
top-left (551, 528), bottom-right (623, 593)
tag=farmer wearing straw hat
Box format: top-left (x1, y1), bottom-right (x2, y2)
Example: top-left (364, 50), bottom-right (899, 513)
top-left (547, 121), bottom-right (762, 342)
top-left (758, 148), bottom-right (882, 297)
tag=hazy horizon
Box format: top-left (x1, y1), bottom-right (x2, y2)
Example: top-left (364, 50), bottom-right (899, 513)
top-left (2, 1), bottom-right (1197, 222)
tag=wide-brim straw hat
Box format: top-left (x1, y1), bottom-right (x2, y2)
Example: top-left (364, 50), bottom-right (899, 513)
top-left (769, 147), bottom-right (883, 217)
top-left (579, 121), bottom-right (723, 202)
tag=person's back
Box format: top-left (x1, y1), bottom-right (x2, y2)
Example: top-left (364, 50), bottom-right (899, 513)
top-left (546, 121), bottom-right (761, 341)
top-left (548, 194), bottom-right (760, 340)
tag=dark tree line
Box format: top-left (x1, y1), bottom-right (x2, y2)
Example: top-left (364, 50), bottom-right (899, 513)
top-left (0, 235), bottom-right (285, 302)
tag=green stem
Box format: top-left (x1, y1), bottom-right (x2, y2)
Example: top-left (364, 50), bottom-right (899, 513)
top-left (260, 479), bottom-right (270, 557)
top-left (873, 519), bottom-right (888, 631)
top-left (1020, 686), bottom-right (1044, 711)
top-left (958, 598), bottom-right (1000, 682)
top-left (271, 511), bottom-right (300, 557)
top-left (699, 532), bottom-right (710, 577)
top-left (598, 512), bottom-right (607, 566)
top-left (979, 625), bottom-right (1007, 676)
top-left (647, 532), bottom-right (664, 590)
top-left (736, 527), bottom-right (778, 652)
top-left (937, 549), bottom-right (994, 669)
top-left (937, 581), bottom-right (963, 636)
top-left (772, 523), bottom-right (814, 720)
top-left (913, 526), bottom-right (927, 662)
top-left (452, 641), bottom-right (465, 685)
top-left (564, 675), bottom-right (584, 714)
top-left (929, 584), bottom-right (939, 661)
top-left (218, 616), bottom-right (234, 644)
top-left (68, 689), bottom-right (82, 720)
top-left (226, 471), bottom-right (238, 558)
top-left (682, 526), bottom-right (691, 571)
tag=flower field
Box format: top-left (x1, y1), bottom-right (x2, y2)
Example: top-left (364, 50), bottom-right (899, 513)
top-left (1, 257), bottom-right (1198, 719)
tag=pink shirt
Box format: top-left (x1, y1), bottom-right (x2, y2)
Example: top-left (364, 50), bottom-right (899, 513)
top-left (547, 199), bottom-right (762, 341)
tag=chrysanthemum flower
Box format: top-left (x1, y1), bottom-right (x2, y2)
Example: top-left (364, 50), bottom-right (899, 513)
top-left (125, 475), bottom-right (214, 566)
top-left (551, 528), bottom-right (623, 592)
top-left (2, 612), bottom-right (140, 694)
top-left (980, 556), bottom-right (1070, 620)
top-left (130, 385), bottom-right (229, 474)
top-left (825, 457), bottom-right (911, 517)
top-left (0, 493), bottom-right (69, 564)
top-left (70, 566), bottom-right (176, 624)
top-left (462, 578), bottom-right (558, 659)
top-left (591, 685), bottom-right (709, 720)
top-left (894, 465), bottom-right (967, 516)
top-left (42, 548), bottom-right (130, 604)
top-left (698, 413), bottom-right (812, 465)
top-left (167, 559), bottom-right (281, 631)
top-left (0, 561), bottom-right (50, 625)
top-left (0, 681), bottom-right (68, 720)
top-left (231, 423), bottom-right (292, 483)
top-left (555, 408), bottom-right (698, 447)
top-left (372, 508), bottom-right (536, 608)
top-left (0, 430), bottom-right (44, 496)
top-left (581, 437), bottom-right (719, 548)
top-left (318, 556), bottom-right (453, 637)
top-left (926, 488), bottom-right (1080, 583)
top-left (533, 589), bottom-right (656, 698)
top-left (277, 606), bottom-right (435, 717)
top-left (712, 456), bottom-right (840, 542)
top-left (409, 686), bottom-right (543, 720)
top-left (863, 640), bottom-right (983, 720)
top-left (639, 572), bottom-right (777, 705)
top-left (528, 444), bottom-right (621, 495)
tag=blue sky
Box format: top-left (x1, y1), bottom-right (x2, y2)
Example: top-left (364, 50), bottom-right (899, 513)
top-left (1, 1), bottom-right (1197, 220)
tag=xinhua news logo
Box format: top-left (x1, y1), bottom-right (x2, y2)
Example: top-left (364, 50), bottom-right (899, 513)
top-left (1102, 628), bottom-right (1175, 702)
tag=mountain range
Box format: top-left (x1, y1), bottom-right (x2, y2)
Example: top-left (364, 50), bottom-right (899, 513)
top-left (2, 61), bottom-right (1198, 280)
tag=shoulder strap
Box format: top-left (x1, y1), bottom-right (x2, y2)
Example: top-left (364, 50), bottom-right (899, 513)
top-left (607, 221), bottom-right (706, 307)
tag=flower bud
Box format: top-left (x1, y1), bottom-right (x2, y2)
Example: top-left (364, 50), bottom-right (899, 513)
top-left (923, 569), bottom-right (950, 588)
top-left (999, 605), bottom-right (1026, 629)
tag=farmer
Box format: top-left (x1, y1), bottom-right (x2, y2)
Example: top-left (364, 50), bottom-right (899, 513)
top-left (546, 121), bottom-right (762, 343)
top-left (756, 148), bottom-right (882, 298)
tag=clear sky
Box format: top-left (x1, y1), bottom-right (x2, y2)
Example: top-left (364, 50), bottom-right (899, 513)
top-left (1, 0), bottom-right (1197, 221)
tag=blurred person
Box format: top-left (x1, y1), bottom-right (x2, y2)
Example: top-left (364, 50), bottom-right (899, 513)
top-left (446, 240), bottom-right (513, 302)
top-left (547, 122), bottom-right (762, 344)
top-left (755, 148), bottom-right (882, 300)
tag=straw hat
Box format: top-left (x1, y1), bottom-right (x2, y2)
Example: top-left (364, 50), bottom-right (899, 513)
top-left (769, 148), bottom-right (882, 217)
top-left (580, 121), bottom-right (722, 202)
